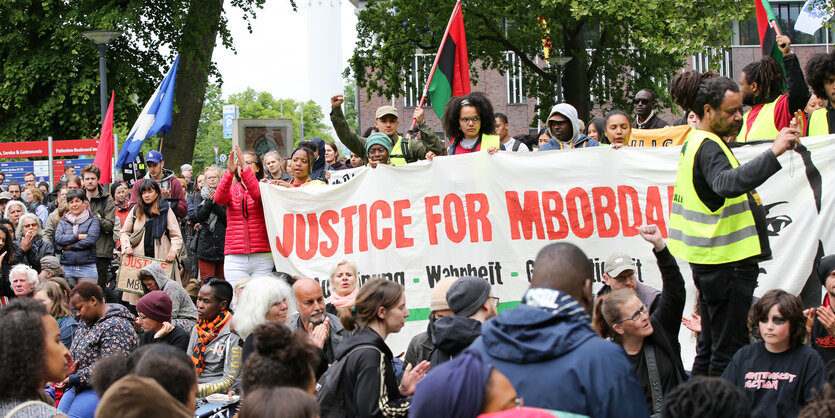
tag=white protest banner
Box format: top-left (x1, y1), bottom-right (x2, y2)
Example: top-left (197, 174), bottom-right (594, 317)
top-left (262, 136), bottom-right (835, 354)
top-left (327, 166), bottom-right (363, 185)
top-left (116, 255), bottom-right (175, 295)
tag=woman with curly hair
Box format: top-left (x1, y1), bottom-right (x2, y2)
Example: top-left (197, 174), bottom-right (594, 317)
top-left (721, 289), bottom-right (825, 418)
top-left (233, 276), bottom-right (295, 349)
top-left (441, 92), bottom-right (500, 155)
top-left (805, 50), bottom-right (835, 136)
top-left (240, 321), bottom-right (316, 395)
top-left (0, 298), bottom-right (69, 417)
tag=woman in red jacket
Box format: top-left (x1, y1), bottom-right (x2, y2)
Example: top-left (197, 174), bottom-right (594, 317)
top-left (214, 146), bottom-right (273, 288)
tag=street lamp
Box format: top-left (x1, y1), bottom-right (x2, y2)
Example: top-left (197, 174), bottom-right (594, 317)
top-left (547, 56), bottom-right (573, 104)
top-left (82, 30), bottom-right (123, 123)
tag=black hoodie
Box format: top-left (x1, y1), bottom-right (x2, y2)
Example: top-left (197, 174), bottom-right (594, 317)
top-left (429, 315), bottom-right (482, 368)
top-left (335, 327), bottom-right (410, 418)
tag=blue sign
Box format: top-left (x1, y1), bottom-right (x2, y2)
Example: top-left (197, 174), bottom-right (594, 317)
top-left (0, 158), bottom-right (94, 185)
top-left (222, 104), bottom-right (239, 139)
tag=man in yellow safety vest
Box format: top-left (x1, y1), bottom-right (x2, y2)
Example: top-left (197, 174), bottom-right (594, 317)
top-left (668, 72), bottom-right (800, 376)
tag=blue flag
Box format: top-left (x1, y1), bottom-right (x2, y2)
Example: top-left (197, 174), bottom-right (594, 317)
top-left (116, 56), bottom-right (180, 167)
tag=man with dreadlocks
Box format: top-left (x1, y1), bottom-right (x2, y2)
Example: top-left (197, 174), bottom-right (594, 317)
top-left (667, 70), bottom-right (800, 377)
top-left (737, 35), bottom-right (810, 142)
top-left (805, 50), bottom-right (835, 136)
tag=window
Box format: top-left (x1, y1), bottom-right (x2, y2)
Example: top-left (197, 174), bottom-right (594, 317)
top-left (691, 48), bottom-right (733, 78)
top-left (506, 52), bottom-right (526, 104)
top-left (737, 1), bottom-right (834, 45)
top-left (403, 54), bottom-right (434, 108)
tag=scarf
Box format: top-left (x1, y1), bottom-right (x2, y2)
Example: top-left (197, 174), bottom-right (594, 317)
top-left (143, 197), bottom-right (170, 242)
top-left (191, 310), bottom-right (231, 374)
top-left (522, 287), bottom-right (591, 322)
top-left (330, 286), bottom-right (358, 309)
top-left (65, 210), bottom-right (91, 236)
top-left (199, 186), bottom-right (218, 232)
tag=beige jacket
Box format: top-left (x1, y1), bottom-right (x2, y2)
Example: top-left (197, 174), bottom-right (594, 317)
top-left (120, 207), bottom-right (183, 304)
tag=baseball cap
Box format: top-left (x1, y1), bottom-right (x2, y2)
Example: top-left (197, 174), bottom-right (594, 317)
top-left (145, 150), bottom-right (164, 163)
top-left (0, 192), bottom-right (12, 202)
top-left (375, 105), bottom-right (399, 120)
top-left (604, 252), bottom-right (636, 277)
top-left (40, 256), bottom-right (61, 270)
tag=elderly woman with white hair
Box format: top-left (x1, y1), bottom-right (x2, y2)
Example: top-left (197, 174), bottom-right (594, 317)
top-left (4, 200), bottom-right (27, 232)
top-left (10, 264), bottom-right (38, 298)
top-left (14, 213), bottom-right (54, 272)
top-left (233, 276), bottom-right (296, 362)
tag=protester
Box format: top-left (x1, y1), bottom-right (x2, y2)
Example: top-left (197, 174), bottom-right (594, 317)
top-left (798, 383), bottom-right (835, 417)
top-left (0, 299), bottom-right (68, 417)
top-left (604, 110), bottom-right (633, 148)
top-left (7, 182), bottom-right (21, 202)
top-left (10, 264), bottom-right (38, 298)
top-left (292, 278), bottom-right (350, 365)
top-left (0, 191), bottom-right (12, 217)
top-left (136, 290), bottom-right (190, 351)
top-left (262, 150), bottom-right (289, 181)
top-left (34, 279), bottom-right (78, 348)
top-left (110, 182), bottom-right (130, 227)
top-left (138, 262), bottom-right (197, 330)
top-left (809, 255), bottom-right (835, 364)
top-left (240, 322), bottom-right (317, 395)
top-left (805, 50), bottom-right (835, 135)
top-left (214, 145), bottom-right (274, 286)
top-left (325, 141), bottom-right (349, 170)
top-left (410, 349), bottom-right (520, 418)
top-left (331, 94), bottom-right (443, 165)
top-left (81, 165), bottom-right (116, 290)
top-left (233, 276), bottom-right (295, 351)
top-left (128, 151), bottom-right (187, 219)
top-left (632, 89), bottom-right (670, 129)
top-left (540, 103), bottom-right (599, 150)
top-left (495, 112), bottom-right (529, 152)
top-left (405, 276), bottom-right (457, 369)
top-left (15, 213), bottom-right (54, 272)
top-left (239, 387), bottom-right (319, 418)
top-left (336, 278), bottom-right (430, 417)
top-left (188, 278), bottom-right (242, 398)
top-left (441, 92), bottom-right (500, 155)
top-left (43, 184), bottom-right (68, 245)
top-left (363, 133), bottom-right (393, 167)
top-left (58, 282), bottom-right (137, 417)
top-left (668, 71), bottom-right (800, 376)
top-left (188, 165), bottom-right (227, 281)
top-left (535, 127), bottom-right (550, 149)
top-left (661, 376), bottom-right (752, 418)
top-left (39, 256), bottom-right (67, 286)
top-left (586, 117), bottom-right (606, 143)
top-left (275, 147), bottom-right (328, 187)
top-left (304, 137), bottom-right (331, 181)
top-left (4, 199), bottom-right (27, 232)
top-left (722, 289), bottom-right (825, 418)
top-left (430, 276), bottom-right (497, 367)
top-left (469, 242), bottom-right (647, 417)
top-left (592, 225), bottom-right (687, 415)
top-left (738, 35), bottom-right (809, 141)
top-left (55, 189), bottom-right (100, 288)
top-left (24, 186), bottom-right (48, 227)
top-left (805, 94), bottom-right (826, 118)
top-left (120, 180), bottom-right (183, 300)
top-left (327, 260), bottom-right (359, 330)
top-left (596, 248), bottom-right (661, 314)
top-left (349, 152), bottom-right (365, 168)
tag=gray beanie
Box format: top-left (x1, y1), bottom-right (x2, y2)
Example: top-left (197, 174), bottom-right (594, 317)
top-left (446, 276), bottom-right (491, 317)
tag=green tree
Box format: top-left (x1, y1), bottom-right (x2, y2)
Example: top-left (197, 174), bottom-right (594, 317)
top-left (343, 75), bottom-right (359, 133)
top-left (349, 0), bottom-right (750, 123)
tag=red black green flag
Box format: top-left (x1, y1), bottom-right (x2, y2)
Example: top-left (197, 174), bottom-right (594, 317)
top-left (755, 0), bottom-right (787, 91)
top-left (427, 2), bottom-right (471, 119)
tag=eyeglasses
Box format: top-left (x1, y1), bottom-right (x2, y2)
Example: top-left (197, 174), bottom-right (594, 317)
top-left (632, 98), bottom-right (651, 105)
top-left (488, 296), bottom-right (500, 307)
top-left (459, 116), bottom-right (481, 124)
top-left (760, 315), bottom-right (788, 326)
top-left (22, 223), bottom-right (38, 229)
top-left (615, 304), bottom-right (648, 324)
top-left (137, 313), bottom-right (148, 320)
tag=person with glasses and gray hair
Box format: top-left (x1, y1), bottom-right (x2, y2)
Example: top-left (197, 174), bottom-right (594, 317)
top-left (591, 225), bottom-right (687, 416)
top-left (14, 213), bottom-right (54, 273)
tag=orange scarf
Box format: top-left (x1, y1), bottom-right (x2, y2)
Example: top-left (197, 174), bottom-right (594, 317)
top-left (191, 310), bottom-right (231, 374)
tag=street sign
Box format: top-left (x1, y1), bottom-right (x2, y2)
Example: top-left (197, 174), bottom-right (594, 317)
top-left (222, 105), bottom-right (239, 139)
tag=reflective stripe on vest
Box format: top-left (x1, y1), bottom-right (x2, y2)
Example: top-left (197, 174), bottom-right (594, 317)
top-left (667, 129), bottom-right (761, 264)
top-left (388, 135), bottom-right (408, 166)
top-left (737, 95), bottom-right (782, 142)
top-left (808, 108), bottom-right (830, 137)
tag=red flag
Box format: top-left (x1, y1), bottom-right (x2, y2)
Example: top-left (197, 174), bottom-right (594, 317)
top-left (93, 92), bottom-right (115, 184)
top-left (426, 1), bottom-right (471, 119)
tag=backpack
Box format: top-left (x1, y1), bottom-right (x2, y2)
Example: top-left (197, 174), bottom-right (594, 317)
top-left (316, 344), bottom-right (382, 418)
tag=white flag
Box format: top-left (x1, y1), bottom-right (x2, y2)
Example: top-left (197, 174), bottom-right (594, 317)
top-left (795, 0), bottom-right (833, 35)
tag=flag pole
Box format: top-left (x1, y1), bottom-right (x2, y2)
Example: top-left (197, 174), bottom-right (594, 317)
top-left (410, 1), bottom-right (462, 130)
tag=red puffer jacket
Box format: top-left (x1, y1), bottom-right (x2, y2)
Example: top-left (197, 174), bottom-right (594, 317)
top-left (214, 168), bottom-right (271, 255)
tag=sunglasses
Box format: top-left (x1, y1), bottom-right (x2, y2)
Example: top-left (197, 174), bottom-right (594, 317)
top-left (632, 98), bottom-right (651, 105)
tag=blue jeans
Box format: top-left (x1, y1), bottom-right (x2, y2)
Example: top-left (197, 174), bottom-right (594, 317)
top-left (58, 387), bottom-right (99, 418)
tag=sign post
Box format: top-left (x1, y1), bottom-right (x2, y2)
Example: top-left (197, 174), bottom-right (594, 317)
top-left (222, 105), bottom-right (239, 139)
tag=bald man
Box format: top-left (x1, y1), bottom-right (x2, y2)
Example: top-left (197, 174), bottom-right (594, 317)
top-left (469, 243), bottom-right (647, 417)
top-left (291, 278), bottom-right (351, 364)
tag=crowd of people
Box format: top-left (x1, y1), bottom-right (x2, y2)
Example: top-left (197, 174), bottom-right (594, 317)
top-left (3, 35), bottom-right (835, 418)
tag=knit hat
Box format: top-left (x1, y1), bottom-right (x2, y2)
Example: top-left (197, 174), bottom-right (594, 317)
top-left (447, 276), bottom-right (491, 317)
top-left (430, 277), bottom-right (459, 313)
top-left (40, 256), bottom-right (61, 271)
top-left (136, 291), bottom-right (173, 323)
top-left (365, 132), bottom-right (393, 155)
top-left (819, 255), bottom-right (835, 286)
top-left (604, 252), bottom-right (636, 277)
top-left (410, 349), bottom-right (492, 418)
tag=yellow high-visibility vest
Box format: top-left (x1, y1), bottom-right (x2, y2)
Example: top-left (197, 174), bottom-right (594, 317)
top-left (738, 95), bottom-right (783, 142)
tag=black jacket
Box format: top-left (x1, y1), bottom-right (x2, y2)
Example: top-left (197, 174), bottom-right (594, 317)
top-left (14, 236), bottom-right (55, 272)
top-left (429, 315), bottom-right (482, 367)
top-left (336, 327), bottom-right (409, 418)
top-left (139, 325), bottom-right (190, 352)
top-left (188, 189), bottom-right (226, 262)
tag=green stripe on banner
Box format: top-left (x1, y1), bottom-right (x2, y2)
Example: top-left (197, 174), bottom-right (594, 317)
top-left (428, 70), bottom-right (452, 120)
top-left (406, 301), bottom-right (520, 322)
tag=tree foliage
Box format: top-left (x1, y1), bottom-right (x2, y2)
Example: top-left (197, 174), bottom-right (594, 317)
top-left (343, 75), bottom-right (359, 133)
top-left (349, 0), bottom-right (751, 123)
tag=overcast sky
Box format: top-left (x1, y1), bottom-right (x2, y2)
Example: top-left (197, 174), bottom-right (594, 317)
top-left (212, 0), bottom-right (358, 112)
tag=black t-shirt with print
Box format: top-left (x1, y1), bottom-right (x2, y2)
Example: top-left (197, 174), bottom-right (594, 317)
top-left (722, 341), bottom-right (825, 418)
top-left (810, 313), bottom-right (835, 366)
